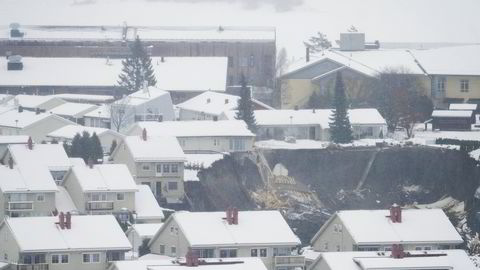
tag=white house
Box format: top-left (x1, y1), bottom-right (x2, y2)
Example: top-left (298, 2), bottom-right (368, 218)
top-left (176, 91), bottom-right (273, 121)
top-left (111, 86), bottom-right (175, 132)
top-left (134, 185), bottom-right (165, 223)
top-left (62, 163), bottom-right (138, 217)
top-left (0, 162), bottom-right (58, 219)
top-left (310, 206), bottom-right (463, 253)
top-left (127, 120), bottom-right (255, 153)
top-left (251, 109), bottom-right (387, 141)
top-left (3, 142), bottom-right (72, 184)
top-left (110, 133), bottom-right (187, 203)
top-left (110, 257), bottom-right (268, 270)
top-left (308, 249), bottom-right (476, 270)
top-left (126, 223), bottom-right (164, 255)
top-left (0, 215), bottom-right (131, 270)
top-left (47, 124), bottom-right (124, 153)
top-left (148, 210), bottom-right (303, 270)
top-left (48, 102), bottom-right (98, 124)
top-left (0, 108), bottom-right (75, 142)
top-left (83, 104), bottom-right (111, 129)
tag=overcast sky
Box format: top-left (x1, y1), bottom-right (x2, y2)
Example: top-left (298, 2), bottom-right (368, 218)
top-left (1, 0), bottom-right (479, 58)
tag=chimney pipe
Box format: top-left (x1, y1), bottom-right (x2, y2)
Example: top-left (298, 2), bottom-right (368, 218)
top-left (8, 157), bottom-right (13, 169)
top-left (306, 46), bottom-right (310, 63)
top-left (87, 157), bottom-right (94, 169)
top-left (27, 137), bottom-right (33, 150)
top-left (389, 204), bottom-right (402, 223)
top-left (18, 106), bottom-right (23, 113)
top-left (232, 207), bottom-right (239, 225)
top-left (142, 128), bottom-right (147, 141)
top-left (226, 208), bottom-right (233, 225)
top-left (58, 212), bottom-right (65, 230)
top-left (35, 108), bottom-right (40, 115)
top-left (206, 98), bottom-right (211, 104)
top-left (65, 212), bottom-right (72, 229)
top-left (391, 244), bottom-right (405, 259)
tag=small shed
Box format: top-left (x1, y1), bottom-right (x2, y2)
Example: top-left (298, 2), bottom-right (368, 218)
top-left (431, 110), bottom-right (473, 131)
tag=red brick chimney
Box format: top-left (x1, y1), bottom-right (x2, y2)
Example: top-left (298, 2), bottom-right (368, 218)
top-left (389, 204), bottom-right (402, 223)
top-left (225, 208), bottom-right (233, 225)
top-left (391, 244), bottom-right (405, 259)
top-left (27, 137), bottom-right (33, 150)
top-left (232, 207), bottom-right (239, 225)
top-left (185, 249), bottom-right (199, 267)
top-left (8, 157), bottom-right (13, 169)
top-left (142, 128), bottom-right (147, 141)
top-left (65, 212), bottom-right (72, 229)
top-left (58, 212), bottom-right (65, 230)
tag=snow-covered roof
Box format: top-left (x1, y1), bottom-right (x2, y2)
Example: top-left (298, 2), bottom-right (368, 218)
top-left (153, 210), bottom-right (300, 247)
top-left (177, 91), bottom-right (240, 116)
top-left (0, 94), bottom-right (13, 104)
top-left (55, 186), bottom-right (77, 213)
top-left (122, 86), bottom-right (172, 106)
top-left (69, 164), bottom-right (138, 192)
top-left (112, 257), bottom-right (268, 270)
top-left (3, 215), bottom-right (131, 252)
top-left (123, 136), bottom-right (186, 162)
top-left (313, 209), bottom-right (462, 245)
top-left (254, 109), bottom-right (386, 127)
top-left (135, 185), bottom-right (165, 221)
top-left (129, 223), bottom-right (163, 238)
top-left (0, 135), bottom-right (29, 144)
top-left (69, 157), bottom-right (85, 166)
top-left (0, 57), bottom-right (227, 92)
top-left (432, 110), bottom-right (473, 118)
top-left (184, 169), bottom-right (200, 182)
top-left (8, 143), bottom-right (71, 171)
top-left (1, 25), bottom-right (275, 42)
top-left (314, 250), bottom-right (475, 270)
top-left (6, 94), bottom-right (66, 109)
top-left (410, 45), bottom-right (480, 76)
top-left (84, 104), bottom-right (111, 119)
top-left (129, 120), bottom-right (255, 138)
top-left (0, 109), bottom-right (55, 128)
top-left (48, 124), bottom-right (122, 140)
top-left (53, 93), bottom-right (115, 103)
top-left (0, 163), bottom-right (57, 193)
top-left (449, 103), bottom-right (478, 111)
top-left (48, 102), bottom-right (98, 118)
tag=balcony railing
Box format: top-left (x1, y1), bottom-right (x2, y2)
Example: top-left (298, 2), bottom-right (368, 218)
top-left (16, 263), bottom-right (49, 270)
top-left (274, 256), bottom-right (305, 267)
top-left (7, 201), bottom-right (34, 211)
top-left (86, 201), bottom-right (114, 211)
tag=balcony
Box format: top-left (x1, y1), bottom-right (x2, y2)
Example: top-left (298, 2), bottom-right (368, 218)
top-left (274, 255), bottom-right (305, 268)
top-left (16, 264), bottom-right (49, 270)
top-left (7, 201), bottom-right (34, 211)
top-left (86, 201), bottom-right (114, 211)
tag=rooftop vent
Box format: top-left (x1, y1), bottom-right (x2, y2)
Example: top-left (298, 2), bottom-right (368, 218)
top-left (225, 99), bottom-right (229, 104)
top-left (142, 128), bottom-right (147, 141)
top-left (206, 98), bottom-right (211, 104)
top-left (9, 23), bottom-right (24, 38)
top-left (27, 137), bottom-right (33, 150)
top-left (7, 55), bottom-right (23, 71)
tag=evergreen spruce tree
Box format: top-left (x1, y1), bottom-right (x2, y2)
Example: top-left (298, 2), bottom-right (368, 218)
top-left (90, 133), bottom-right (104, 164)
top-left (80, 131), bottom-right (91, 162)
top-left (235, 74), bottom-right (257, 133)
top-left (118, 36), bottom-right (157, 93)
top-left (69, 133), bottom-right (83, 158)
top-left (329, 72), bottom-right (353, 143)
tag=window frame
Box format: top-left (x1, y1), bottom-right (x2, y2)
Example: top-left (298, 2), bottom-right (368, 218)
top-left (460, 79), bottom-right (470, 92)
top-left (168, 182), bottom-right (178, 191)
top-left (116, 193), bottom-right (125, 201)
top-left (83, 253), bottom-right (101, 264)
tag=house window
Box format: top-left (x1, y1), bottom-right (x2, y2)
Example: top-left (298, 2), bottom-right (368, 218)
top-left (171, 246), bottom-right (177, 256)
top-left (34, 254), bottom-right (46, 264)
top-left (259, 248), bottom-right (267, 257)
top-left (336, 245), bottom-right (341, 251)
top-left (52, 254), bottom-right (69, 264)
top-left (168, 182), bottom-right (178, 190)
top-left (3, 254), bottom-right (7, 261)
top-left (249, 54), bottom-right (255, 67)
top-left (229, 139), bottom-right (245, 151)
top-left (251, 249), bottom-right (258, 257)
top-left (156, 164), bottom-right (162, 173)
top-left (36, 194), bottom-right (45, 201)
top-left (437, 77), bottom-right (446, 92)
top-left (116, 193), bottom-right (125, 201)
top-left (171, 164), bottom-right (178, 173)
top-left (91, 193), bottom-right (107, 201)
top-left (83, 253), bottom-right (100, 263)
top-left (461, 79), bottom-right (469, 92)
top-left (213, 139), bottom-right (219, 146)
top-left (159, 245), bottom-right (165, 255)
top-left (324, 242), bottom-right (329, 251)
top-left (194, 249), bottom-right (214, 258)
top-left (163, 164), bottom-right (170, 173)
top-left (220, 249), bottom-right (237, 258)
top-left (142, 164), bottom-right (151, 171)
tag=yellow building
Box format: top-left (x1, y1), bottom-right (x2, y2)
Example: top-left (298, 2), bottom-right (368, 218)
top-left (279, 39), bottom-right (480, 109)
